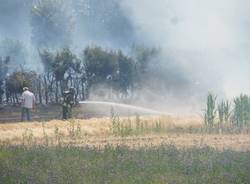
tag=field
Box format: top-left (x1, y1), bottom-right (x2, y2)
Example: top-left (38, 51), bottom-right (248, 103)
top-left (0, 115), bottom-right (250, 183)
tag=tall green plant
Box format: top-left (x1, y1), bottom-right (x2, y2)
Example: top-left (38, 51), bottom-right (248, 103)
top-left (233, 94), bottom-right (250, 127)
top-left (218, 100), bottom-right (230, 124)
top-left (204, 93), bottom-right (217, 127)
top-left (218, 101), bottom-right (224, 125)
top-left (224, 100), bottom-right (231, 123)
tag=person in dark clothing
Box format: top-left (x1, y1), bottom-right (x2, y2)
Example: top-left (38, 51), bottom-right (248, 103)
top-left (62, 87), bottom-right (75, 119)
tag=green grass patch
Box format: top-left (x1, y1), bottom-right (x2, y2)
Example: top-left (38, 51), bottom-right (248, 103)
top-left (0, 144), bottom-right (249, 184)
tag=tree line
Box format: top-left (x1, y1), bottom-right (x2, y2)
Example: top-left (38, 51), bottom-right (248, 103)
top-left (0, 0), bottom-right (191, 105)
top-left (0, 45), bottom-right (160, 105)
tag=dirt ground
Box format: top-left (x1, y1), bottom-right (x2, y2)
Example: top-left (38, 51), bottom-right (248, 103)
top-left (0, 103), bottom-right (159, 122)
top-left (0, 117), bottom-right (250, 151)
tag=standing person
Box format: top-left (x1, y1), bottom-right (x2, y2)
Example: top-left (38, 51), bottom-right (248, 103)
top-left (21, 87), bottom-right (36, 121)
top-left (62, 87), bottom-right (75, 119)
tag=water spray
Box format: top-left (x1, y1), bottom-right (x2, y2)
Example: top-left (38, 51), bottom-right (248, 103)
top-left (79, 101), bottom-right (170, 116)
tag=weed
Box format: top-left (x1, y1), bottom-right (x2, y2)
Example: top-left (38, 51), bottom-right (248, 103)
top-left (67, 119), bottom-right (82, 139)
top-left (204, 93), bottom-right (217, 127)
top-left (0, 144), bottom-right (249, 184)
top-left (42, 122), bottom-right (49, 145)
top-left (233, 94), bottom-right (250, 127)
top-left (22, 128), bottom-right (34, 145)
top-left (154, 120), bottom-right (162, 133)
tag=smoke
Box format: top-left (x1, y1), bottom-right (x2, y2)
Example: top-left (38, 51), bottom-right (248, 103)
top-left (120, 0), bottom-right (250, 99)
top-left (0, 0), bottom-right (32, 42)
top-left (2, 0), bottom-right (250, 114)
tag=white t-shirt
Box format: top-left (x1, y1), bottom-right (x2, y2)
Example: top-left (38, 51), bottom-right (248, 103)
top-left (21, 91), bottom-right (35, 109)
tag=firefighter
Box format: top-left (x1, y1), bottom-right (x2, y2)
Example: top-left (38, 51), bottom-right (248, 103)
top-left (62, 87), bottom-right (75, 119)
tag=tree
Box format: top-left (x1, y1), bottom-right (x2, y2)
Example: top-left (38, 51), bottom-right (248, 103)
top-left (30, 0), bottom-right (74, 49)
top-left (38, 49), bottom-right (55, 104)
top-left (117, 51), bottom-right (135, 96)
top-left (83, 47), bottom-right (136, 99)
top-left (84, 46), bottom-right (118, 86)
top-left (53, 48), bottom-right (76, 102)
top-left (130, 45), bottom-right (159, 88)
top-left (83, 46), bottom-right (118, 99)
top-left (0, 56), bottom-right (10, 103)
top-left (6, 71), bottom-right (37, 104)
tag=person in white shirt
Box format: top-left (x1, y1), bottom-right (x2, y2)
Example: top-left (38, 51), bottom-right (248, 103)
top-left (21, 87), bottom-right (35, 121)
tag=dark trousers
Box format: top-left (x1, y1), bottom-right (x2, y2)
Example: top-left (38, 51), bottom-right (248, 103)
top-left (21, 107), bottom-right (31, 121)
top-left (62, 106), bottom-right (72, 119)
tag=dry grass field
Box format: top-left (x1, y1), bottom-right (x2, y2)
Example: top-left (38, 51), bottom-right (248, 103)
top-left (0, 116), bottom-right (250, 151)
top-left (1, 116), bottom-right (250, 183)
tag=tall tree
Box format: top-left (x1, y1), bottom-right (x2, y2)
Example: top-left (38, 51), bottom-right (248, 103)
top-left (84, 46), bottom-right (118, 85)
top-left (53, 48), bottom-right (76, 102)
top-left (38, 49), bottom-right (55, 104)
top-left (117, 50), bottom-right (135, 96)
top-left (5, 71), bottom-right (37, 104)
top-left (0, 56), bottom-right (10, 103)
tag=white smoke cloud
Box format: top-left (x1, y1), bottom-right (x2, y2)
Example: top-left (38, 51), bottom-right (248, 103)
top-left (121, 0), bottom-right (250, 98)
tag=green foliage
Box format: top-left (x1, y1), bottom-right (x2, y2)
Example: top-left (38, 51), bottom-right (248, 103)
top-left (0, 144), bottom-right (249, 184)
top-left (233, 94), bottom-right (250, 127)
top-left (117, 51), bottom-right (135, 93)
top-left (38, 49), bottom-right (54, 73)
top-left (53, 48), bottom-right (76, 81)
top-left (203, 93), bottom-right (250, 132)
top-left (84, 46), bottom-right (118, 82)
top-left (154, 120), bottom-right (163, 133)
top-left (110, 113), bottom-right (168, 137)
top-left (22, 128), bottom-right (34, 145)
top-left (0, 56), bottom-right (10, 103)
top-left (84, 46), bottom-right (135, 96)
top-left (67, 119), bottom-right (82, 139)
top-left (218, 101), bottom-right (224, 124)
top-left (110, 108), bottom-right (121, 136)
top-left (42, 122), bottom-right (49, 146)
top-left (217, 100), bottom-right (231, 133)
top-left (224, 100), bottom-right (231, 123)
top-left (0, 44), bottom-right (163, 104)
top-left (218, 100), bottom-right (231, 125)
top-left (6, 71), bottom-right (37, 95)
top-left (204, 93), bottom-right (217, 127)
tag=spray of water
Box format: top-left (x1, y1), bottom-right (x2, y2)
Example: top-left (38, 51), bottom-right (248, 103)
top-left (79, 101), bottom-right (170, 115)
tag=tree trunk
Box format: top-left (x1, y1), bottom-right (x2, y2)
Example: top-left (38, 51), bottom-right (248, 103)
top-left (38, 76), bottom-right (42, 104)
top-left (81, 79), bottom-right (85, 101)
top-left (15, 93), bottom-right (19, 104)
top-left (6, 92), bottom-right (9, 103)
top-left (44, 75), bottom-right (48, 104)
top-left (56, 81), bottom-right (58, 103)
top-left (75, 79), bottom-right (79, 103)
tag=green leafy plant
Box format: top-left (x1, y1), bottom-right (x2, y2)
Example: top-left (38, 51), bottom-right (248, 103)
top-left (233, 94), bottom-right (250, 127)
top-left (204, 93), bottom-right (217, 127)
